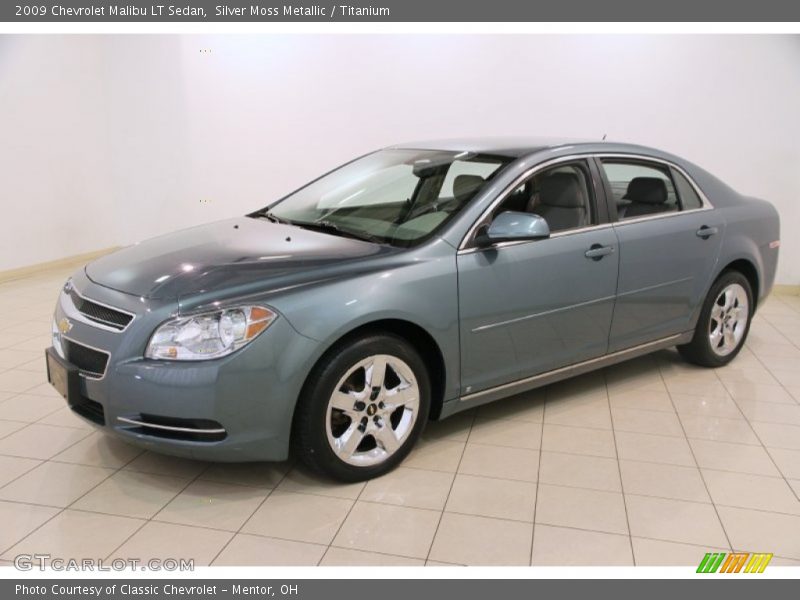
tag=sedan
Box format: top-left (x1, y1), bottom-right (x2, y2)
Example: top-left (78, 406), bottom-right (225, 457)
top-left (46, 138), bottom-right (780, 481)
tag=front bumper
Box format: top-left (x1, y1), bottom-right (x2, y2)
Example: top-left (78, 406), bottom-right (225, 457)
top-left (49, 269), bottom-right (320, 462)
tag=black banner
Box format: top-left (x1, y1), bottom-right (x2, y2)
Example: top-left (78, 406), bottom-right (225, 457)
top-left (3, 579), bottom-right (799, 600)
top-left (3, 0), bottom-right (800, 22)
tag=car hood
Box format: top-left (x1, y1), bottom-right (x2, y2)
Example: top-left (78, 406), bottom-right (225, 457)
top-left (85, 217), bottom-right (394, 300)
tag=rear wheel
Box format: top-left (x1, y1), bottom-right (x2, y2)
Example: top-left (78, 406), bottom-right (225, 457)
top-left (292, 334), bottom-right (430, 482)
top-left (678, 271), bottom-right (753, 367)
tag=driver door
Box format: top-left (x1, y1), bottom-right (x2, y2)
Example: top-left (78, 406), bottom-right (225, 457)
top-left (457, 159), bottom-right (620, 396)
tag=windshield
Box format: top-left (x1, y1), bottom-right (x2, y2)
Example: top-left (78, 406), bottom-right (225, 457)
top-left (260, 149), bottom-right (511, 247)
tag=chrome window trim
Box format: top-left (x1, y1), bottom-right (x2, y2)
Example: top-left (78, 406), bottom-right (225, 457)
top-left (61, 335), bottom-right (111, 380)
top-left (458, 152), bottom-right (714, 252)
top-left (64, 287), bottom-right (136, 334)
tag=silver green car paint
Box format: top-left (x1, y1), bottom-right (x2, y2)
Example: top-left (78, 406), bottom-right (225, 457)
top-left (51, 139), bottom-right (780, 462)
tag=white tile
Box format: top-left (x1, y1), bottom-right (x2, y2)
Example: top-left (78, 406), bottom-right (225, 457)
top-left (72, 470), bottom-right (191, 519)
top-left (539, 451), bottom-right (621, 492)
top-left (243, 491), bottom-right (352, 545)
top-left (535, 484), bottom-right (628, 535)
top-left (110, 521), bottom-right (233, 566)
top-left (1, 509), bottom-right (143, 561)
top-left (541, 424), bottom-right (616, 458)
top-left (612, 407), bottom-right (684, 437)
top-left (213, 534), bottom-right (326, 566)
top-left (321, 546), bottom-right (424, 566)
top-left (468, 418), bottom-right (541, 450)
top-left (333, 502), bottom-right (440, 559)
top-left (615, 431), bottom-right (695, 466)
top-left (702, 470), bottom-right (800, 515)
top-left (619, 460), bottom-right (710, 503)
top-left (532, 524), bottom-right (633, 566)
top-left (445, 474), bottom-right (536, 522)
top-left (0, 455), bottom-right (41, 487)
top-left (458, 443), bottom-right (539, 482)
top-left (361, 467), bottom-right (454, 510)
top-left (0, 461), bottom-right (113, 507)
top-left (155, 479), bottom-right (268, 531)
top-left (0, 500), bottom-right (60, 554)
top-left (690, 439), bottom-right (780, 476)
top-left (53, 432), bottom-right (143, 468)
top-left (0, 423), bottom-right (91, 460)
top-left (277, 467), bottom-right (364, 499)
top-left (718, 506), bottom-right (800, 560)
top-left (679, 414), bottom-right (760, 445)
top-left (625, 495), bottom-right (728, 547)
top-left (632, 537), bottom-right (728, 566)
top-left (429, 512), bottom-right (532, 566)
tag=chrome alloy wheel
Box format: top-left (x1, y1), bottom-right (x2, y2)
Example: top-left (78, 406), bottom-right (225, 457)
top-left (708, 283), bottom-right (749, 357)
top-left (325, 354), bottom-right (420, 467)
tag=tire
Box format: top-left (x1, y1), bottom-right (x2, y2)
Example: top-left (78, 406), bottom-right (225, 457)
top-left (678, 270), bottom-right (753, 368)
top-left (291, 333), bottom-right (431, 482)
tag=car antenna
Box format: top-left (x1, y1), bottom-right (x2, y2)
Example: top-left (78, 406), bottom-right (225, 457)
top-left (602, 133), bottom-right (607, 141)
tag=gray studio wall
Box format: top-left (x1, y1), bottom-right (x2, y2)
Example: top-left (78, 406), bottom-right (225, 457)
top-left (1, 34), bottom-right (798, 284)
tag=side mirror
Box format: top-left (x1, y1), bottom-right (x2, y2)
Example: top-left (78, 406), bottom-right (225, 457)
top-left (476, 211), bottom-right (550, 246)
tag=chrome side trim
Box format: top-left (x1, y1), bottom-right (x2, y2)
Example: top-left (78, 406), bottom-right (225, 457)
top-left (61, 335), bottom-right (110, 380)
top-left (65, 287), bottom-right (136, 334)
top-left (458, 152), bottom-right (715, 251)
top-left (116, 417), bottom-right (227, 435)
top-left (617, 276), bottom-right (694, 298)
top-left (459, 333), bottom-right (686, 404)
top-left (471, 294), bottom-right (616, 333)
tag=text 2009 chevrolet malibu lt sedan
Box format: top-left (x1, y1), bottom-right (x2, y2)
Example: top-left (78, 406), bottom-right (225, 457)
top-left (46, 138), bottom-right (780, 481)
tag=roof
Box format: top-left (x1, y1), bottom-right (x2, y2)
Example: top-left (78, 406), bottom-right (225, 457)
top-left (389, 136), bottom-right (600, 158)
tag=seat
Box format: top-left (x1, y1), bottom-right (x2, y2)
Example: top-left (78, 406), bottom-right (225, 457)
top-left (533, 172), bottom-right (587, 232)
top-left (453, 174), bottom-right (485, 205)
top-left (620, 177), bottom-right (669, 218)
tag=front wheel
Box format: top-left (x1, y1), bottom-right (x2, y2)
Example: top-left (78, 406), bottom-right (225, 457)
top-left (292, 334), bottom-right (431, 482)
top-left (678, 271), bottom-right (753, 368)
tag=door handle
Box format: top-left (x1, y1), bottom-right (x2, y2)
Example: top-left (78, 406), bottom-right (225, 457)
top-left (696, 226), bottom-right (719, 239)
top-left (585, 244), bottom-right (615, 261)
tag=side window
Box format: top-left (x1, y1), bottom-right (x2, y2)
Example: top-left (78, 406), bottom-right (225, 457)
top-left (600, 161), bottom-right (678, 220)
top-left (672, 168), bottom-right (704, 210)
top-left (494, 162), bottom-right (595, 233)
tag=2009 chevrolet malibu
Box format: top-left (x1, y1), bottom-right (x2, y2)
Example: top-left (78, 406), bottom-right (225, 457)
top-left (46, 138), bottom-right (780, 481)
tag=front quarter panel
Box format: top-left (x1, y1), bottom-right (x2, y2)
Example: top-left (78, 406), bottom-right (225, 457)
top-left (264, 238), bottom-right (461, 404)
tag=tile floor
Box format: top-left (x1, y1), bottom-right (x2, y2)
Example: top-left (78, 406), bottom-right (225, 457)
top-left (0, 265), bottom-right (799, 567)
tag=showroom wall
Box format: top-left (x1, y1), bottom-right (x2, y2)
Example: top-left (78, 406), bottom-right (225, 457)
top-left (1, 34), bottom-right (798, 284)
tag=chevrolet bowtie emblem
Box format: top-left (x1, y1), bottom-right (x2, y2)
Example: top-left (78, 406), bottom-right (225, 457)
top-left (58, 318), bottom-right (73, 335)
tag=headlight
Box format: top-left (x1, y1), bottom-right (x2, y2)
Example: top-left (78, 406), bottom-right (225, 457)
top-left (145, 306), bottom-right (276, 361)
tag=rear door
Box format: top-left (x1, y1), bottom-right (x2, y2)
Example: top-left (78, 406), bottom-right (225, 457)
top-left (597, 157), bottom-right (725, 352)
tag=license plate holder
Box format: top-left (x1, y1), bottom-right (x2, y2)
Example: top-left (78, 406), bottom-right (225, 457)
top-left (46, 347), bottom-right (81, 405)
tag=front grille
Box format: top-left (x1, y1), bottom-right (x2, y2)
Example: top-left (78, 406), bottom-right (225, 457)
top-left (70, 395), bottom-right (105, 426)
top-left (68, 288), bottom-right (133, 331)
top-left (64, 339), bottom-right (109, 378)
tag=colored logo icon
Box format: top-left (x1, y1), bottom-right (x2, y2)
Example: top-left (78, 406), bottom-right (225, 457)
top-left (697, 552), bottom-right (773, 573)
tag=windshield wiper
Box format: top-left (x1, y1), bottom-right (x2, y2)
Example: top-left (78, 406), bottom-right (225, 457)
top-left (293, 220), bottom-right (384, 244)
top-left (260, 211), bottom-right (292, 225)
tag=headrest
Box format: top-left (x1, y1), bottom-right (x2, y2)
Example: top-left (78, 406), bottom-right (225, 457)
top-left (623, 177), bottom-right (667, 205)
top-left (539, 172), bottom-right (585, 208)
top-left (453, 175), bottom-right (485, 203)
